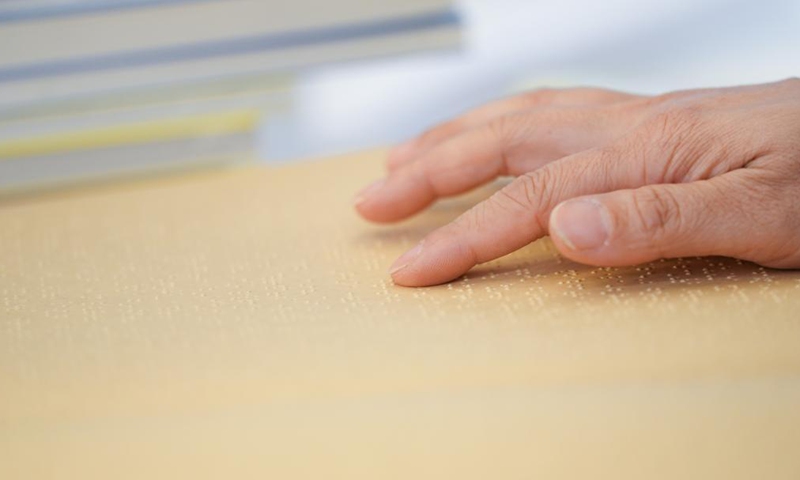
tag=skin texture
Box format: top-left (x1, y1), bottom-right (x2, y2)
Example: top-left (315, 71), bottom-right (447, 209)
top-left (354, 79), bottom-right (800, 287)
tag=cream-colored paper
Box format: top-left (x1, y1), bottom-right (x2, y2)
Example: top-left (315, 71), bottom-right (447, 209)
top-left (2, 150), bottom-right (800, 479)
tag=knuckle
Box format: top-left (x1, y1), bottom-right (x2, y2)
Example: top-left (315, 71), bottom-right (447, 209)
top-left (475, 170), bottom-right (554, 234)
top-left (485, 115), bottom-right (519, 144)
top-left (521, 87), bottom-right (560, 106)
top-left (570, 87), bottom-right (624, 103)
top-left (481, 117), bottom-right (511, 174)
top-left (644, 105), bottom-right (703, 141)
top-left (636, 105), bottom-right (708, 182)
top-left (484, 115), bottom-right (529, 168)
top-left (595, 144), bottom-right (623, 166)
top-left (590, 143), bottom-right (631, 178)
top-left (575, 86), bottom-right (609, 97)
top-left (651, 90), bottom-right (686, 105)
top-left (521, 87), bottom-right (618, 107)
top-left (635, 91), bottom-right (684, 111)
top-left (472, 181), bottom-right (546, 237)
top-left (647, 88), bottom-right (707, 109)
top-left (628, 188), bottom-right (683, 247)
top-left (492, 185), bottom-right (532, 213)
top-left (521, 169), bottom-right (555, 208)
top-left (514, 170), bottom-right (557, 231)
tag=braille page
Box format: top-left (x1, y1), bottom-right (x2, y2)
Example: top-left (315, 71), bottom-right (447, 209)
top-left (1, 150), bottom-right (800, 479)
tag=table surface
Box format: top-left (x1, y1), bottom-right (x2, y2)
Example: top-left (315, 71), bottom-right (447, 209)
top-left (2, 149), bottom-right (800, 479)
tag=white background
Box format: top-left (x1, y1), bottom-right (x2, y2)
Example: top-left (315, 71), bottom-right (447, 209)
top-left (262, 0), bottom-right (800, 162)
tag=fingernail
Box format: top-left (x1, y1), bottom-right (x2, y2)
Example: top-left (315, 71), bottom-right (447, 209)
top-left (550, 199), bottom-right (612, 250)
top-left (353, 178), bottom-right (386, 206)
top-left (389, 241), bottom-right (424, 275)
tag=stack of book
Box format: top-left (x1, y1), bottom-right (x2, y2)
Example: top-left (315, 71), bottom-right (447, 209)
top-left (0, 0), bottom-right (461, 194)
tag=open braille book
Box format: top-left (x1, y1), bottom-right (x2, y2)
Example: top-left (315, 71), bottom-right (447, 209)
top-left (2, 149), bottom-right (799, 479)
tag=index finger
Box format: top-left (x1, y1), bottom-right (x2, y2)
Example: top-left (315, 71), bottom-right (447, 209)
top-left (388, 144), bottom-right (642, 286)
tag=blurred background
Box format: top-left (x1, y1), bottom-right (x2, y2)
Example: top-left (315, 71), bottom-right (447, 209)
top-left (1, 0), bottom-right (798, 193)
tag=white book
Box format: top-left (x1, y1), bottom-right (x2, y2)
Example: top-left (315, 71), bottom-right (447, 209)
top-left (0, 108), bottom-right (263, 194)
top-left (0, 69), bottom-right (294, 192)
top-left (0, 0), bottom-right (460, 110)
top-left (0, 0), bottom-right (461, 192)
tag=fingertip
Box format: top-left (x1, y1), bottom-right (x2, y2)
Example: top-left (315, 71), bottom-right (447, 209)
top-left (354, 201), bottom-right (408, 224)
top-left (389, 236), bottom-right (475, 287)
top-left (353, 178), bottom-right (386, 204)
top-left (353, 176), bottom-right (419, 223)
top-left (354, 169), bottom-right (437, 223)
top-left (353, 178), bottom-right (394, 222)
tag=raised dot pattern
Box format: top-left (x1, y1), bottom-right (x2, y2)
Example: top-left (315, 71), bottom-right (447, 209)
top-left (1, 150), bottom-right (799, 422)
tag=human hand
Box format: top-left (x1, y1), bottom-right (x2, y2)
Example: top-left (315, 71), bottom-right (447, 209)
top-left (354, 79), bottom-right (800, 287)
